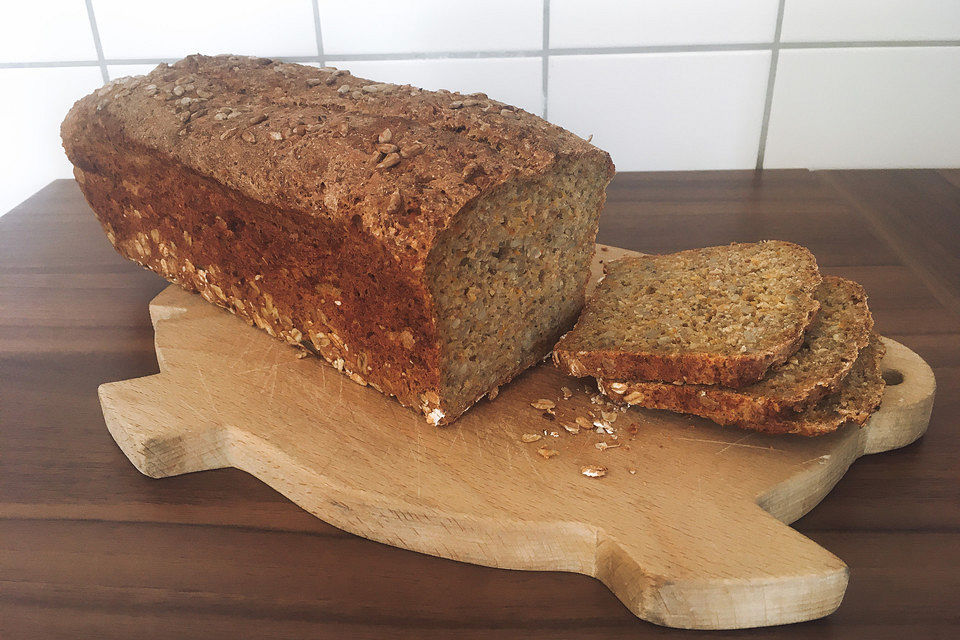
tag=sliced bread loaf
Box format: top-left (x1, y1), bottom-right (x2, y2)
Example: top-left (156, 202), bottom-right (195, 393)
top-left (554, 241), bottom-right (822, 388)
top-left (597, 276), bottom-right (873, 425)
top-left (603, 334), bottom-right (886, 436)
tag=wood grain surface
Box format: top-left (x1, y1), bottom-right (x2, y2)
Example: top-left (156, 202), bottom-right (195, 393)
top-left (96, 261), bottom-right (933, 630)
top-left (2, 171), bottom-right (959, 638)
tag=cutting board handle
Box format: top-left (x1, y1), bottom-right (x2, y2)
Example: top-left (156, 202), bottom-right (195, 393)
top-left (861, 338), bottom-right (936, 455)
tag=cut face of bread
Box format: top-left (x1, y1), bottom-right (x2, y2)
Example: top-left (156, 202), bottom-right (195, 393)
top-left (598, 276), bottom-right (873, 425)
top-left (604, 334), bottom-right (886, 437)
top-left (427, 157), bottom-right (609, 418)
top-left (554, 241), bottom-right (822, 388)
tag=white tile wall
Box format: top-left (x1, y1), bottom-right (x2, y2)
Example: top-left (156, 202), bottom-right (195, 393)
top-left (329, 58), bottom-right (543, 115)
top-left (92, 0), bottom-right (318, 59)
top-left (549, 52), bottom-right (771, 171)
top-left (1, 0), bottom-right (959, 216)
top-left (782, 0), bottom-right (960, 42)
top-left (319, 0), bottom-right (543, 54)
top-left (0, 67), bottom-right (105, 215)
top-left (550, 0), bottom-right (779, 48)
top-left (765, 47), bottom-right (960, 169)
top-left (1, 1), bottom-right (99, 63)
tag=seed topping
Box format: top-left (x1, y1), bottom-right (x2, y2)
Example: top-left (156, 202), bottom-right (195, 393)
top-left (581, 465), bottom-right (608, 478)
top-left (376, 152), bottom-right (401, 170)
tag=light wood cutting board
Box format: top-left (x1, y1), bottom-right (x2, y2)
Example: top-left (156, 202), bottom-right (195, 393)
top-left (98, 246), bottom-right (936, 630)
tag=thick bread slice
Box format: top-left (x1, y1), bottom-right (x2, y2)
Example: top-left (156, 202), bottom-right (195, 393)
top-left (598, 276), bottom-right (873, 424)
top-left (554, 241), bottom-right (822, 388)
top-left (603, 334), bottom-right (886, 437)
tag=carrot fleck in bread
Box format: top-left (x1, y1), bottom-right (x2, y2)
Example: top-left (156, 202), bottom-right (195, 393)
top-left (604, 334), bottom-right (886, 436)
top-left (554, 242), bottom-right (822, 388)
top-left (61, 54), bottom-right (614, 425)
top-left (598, 276), bottom-right (873, 425)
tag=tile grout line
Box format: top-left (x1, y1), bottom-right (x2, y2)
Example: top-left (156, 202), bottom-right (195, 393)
top-left (3, 40), bottom-right (960, 69)
top-left (541, 0), bottom-right (550, 120)
top-left (780, 39), bottom-right (960, 49)
top-left (755, 0), bottom-right (786, 171)
top-left (310, 0), bottom-right (325, 66)
top-left (82, 0), bottom-right (109, 83)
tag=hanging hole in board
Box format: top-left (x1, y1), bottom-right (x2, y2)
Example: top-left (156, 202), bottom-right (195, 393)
top-left (882, 369), bottom-right (904, 386)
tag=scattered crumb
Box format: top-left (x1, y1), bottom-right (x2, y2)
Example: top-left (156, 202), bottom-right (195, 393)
top-left (561, 422), bottom-right (580, 434)
top-left (537, 447), bottom-right (559, 459)
top-left (561, 386), bottom-right (573, 400)
top-left (531, 399), bottom-right (556, 410)
top-left (581, 465), bottom-right (607, 478)
top-left (601, 410), bottom-right (618, 423)
top-left (627, 424), bottom-right (640, 436)
top-left (295, 350), bottom-right (309, 359)
top-left (521, 433), bottom-right (542, 443)
top-left (628, 468), bottom-right (637, 475)
top-left (593, 420), bottom-right (614, 435)
top-left (595, 442), bottom-right (621, 451)
top-left (575, 417), bottom-right (593, 431)
top-left (547, 431), bottom-right (560, 438)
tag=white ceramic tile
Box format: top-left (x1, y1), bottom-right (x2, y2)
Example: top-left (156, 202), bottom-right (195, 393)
top-left (550, 0), bottom-right (778, 48)
top-left (0, 67), bottom-right (105, 216)
top-left (782, 0), bottom-right (960, 42)
top-left (765, 47), bottom-right (960, 169)
top-left (92, 0), bottom-right (317, 60)
top-left (0, 1), bottom-right (98, 62)
top-left (548, 52), bottom-right (770, 171)
top-left (328, 58), bottom-right (543, 115)
top-left (108, 64), bottom-right (164, 81)
top-left (319, 0), bottom-right (542, 54)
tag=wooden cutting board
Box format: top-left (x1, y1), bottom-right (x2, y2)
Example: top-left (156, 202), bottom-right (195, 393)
top-left (98, 246), bottom-right (935, 630)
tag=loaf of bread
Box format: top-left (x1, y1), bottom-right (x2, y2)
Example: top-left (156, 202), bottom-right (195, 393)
top-left (61, 54), bottom-right (614, 425)
top-left (554, 242), bottom-right (822, 388)
top-left (598, 276), bottom-right (874, 428)
top-left (603, 334), bottom-right (886, 436)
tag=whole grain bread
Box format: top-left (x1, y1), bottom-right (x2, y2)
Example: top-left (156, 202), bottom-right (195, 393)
top-left (554, 242), bottom-right (822, 388)
top-left (61, 54), bottom-right (614, 425)
top-left (598, 276), bottom-right (873, 424)
top-left (604, 334), bottom-right (886, 436)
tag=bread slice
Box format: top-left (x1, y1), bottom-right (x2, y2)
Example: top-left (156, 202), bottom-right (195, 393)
top-left (554, 242), bottom-right (822, 388)
top-left (598, 276), bottom-right (873, 424)
top-left (603, 333), bottom-right (886, 437)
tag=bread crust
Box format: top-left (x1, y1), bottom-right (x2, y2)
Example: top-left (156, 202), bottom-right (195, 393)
top-left (62, 54), bottom-right (613, 424)
top-left (554, 242), bottom-right (822, 388)
top-left (602, 334), bottom-right (886, 437)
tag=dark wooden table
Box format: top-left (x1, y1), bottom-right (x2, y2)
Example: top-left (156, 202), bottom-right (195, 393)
top-left (3, 171), bottom-right (959, 639)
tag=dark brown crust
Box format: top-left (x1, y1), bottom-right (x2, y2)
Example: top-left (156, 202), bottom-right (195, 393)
top-left (61, 54), bottom-right (614, 425)
top-left (556, 344), bottom-right (803, 389)
top-left (61, 55), bottom-right (611, 267)
top-left (597, 277), bottom-right (874, 423)
top-left (602, 334), bottom-right (886, 437)
top-left (553, 242), bottom-right (822, 388)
